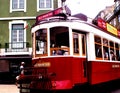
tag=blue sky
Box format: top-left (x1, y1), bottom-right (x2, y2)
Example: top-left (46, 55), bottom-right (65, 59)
top-left (65, 0), bottom-right (114, 18)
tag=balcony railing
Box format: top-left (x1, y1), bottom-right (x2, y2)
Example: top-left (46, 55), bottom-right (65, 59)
top-left (5, 42), bottom-right (30, 52)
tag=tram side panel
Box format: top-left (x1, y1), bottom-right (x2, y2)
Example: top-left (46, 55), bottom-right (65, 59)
top-left (88, 61), bottom-right (120, 85)
top-left (72, 57), bottom-right (88, 85)
top-left (32, 57), bottom-right (87, 90)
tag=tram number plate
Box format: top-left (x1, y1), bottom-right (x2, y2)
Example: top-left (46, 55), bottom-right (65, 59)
top-left (34, 62), bottom-right (51, 67)
top-left (112, 64), bottom-right (120, 68)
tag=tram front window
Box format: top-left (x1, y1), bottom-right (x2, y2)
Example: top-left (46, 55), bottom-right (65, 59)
top-left (50, 27), bottom-right (69, 55)
top-left (35, 29), bottom-right (47, 54)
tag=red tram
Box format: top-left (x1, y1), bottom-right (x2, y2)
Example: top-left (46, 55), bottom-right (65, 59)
top-left (19, 6), bottom-right (120, 91)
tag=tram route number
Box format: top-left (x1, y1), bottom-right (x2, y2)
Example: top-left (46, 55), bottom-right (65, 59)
top-left (112, 64), bottom-right (120, 68)
top-left (34, 62), bottom-right (51, 67)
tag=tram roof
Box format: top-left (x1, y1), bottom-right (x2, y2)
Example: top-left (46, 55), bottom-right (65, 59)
top-left (31, 6), bottom-right (120, 40)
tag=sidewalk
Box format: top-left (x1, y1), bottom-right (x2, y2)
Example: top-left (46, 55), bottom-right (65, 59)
top-left (0, 84), bottom-right (19, 93)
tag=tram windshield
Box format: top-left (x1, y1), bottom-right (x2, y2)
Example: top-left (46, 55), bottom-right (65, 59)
top-left (50, 27), bottom-right (69, 55)
top-left (35, 27), bottom-right (70, 56)
top-left (34, 26), bottom-right (87, 57)
top-left (36, 29), bottom-right (47, 54)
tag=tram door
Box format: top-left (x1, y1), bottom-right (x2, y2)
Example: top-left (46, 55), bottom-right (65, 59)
top-left (72, 31), bottom-right (87, 83)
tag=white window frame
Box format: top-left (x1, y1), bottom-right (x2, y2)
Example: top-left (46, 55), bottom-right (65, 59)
top-left (58, 0), bottom-right (62, 8)
top-left (37, 0), bottom-right (53, 12)
top-left (9, 20), bottom-right (27, 48)
top-left (10, 0), bottom-right (26, 13)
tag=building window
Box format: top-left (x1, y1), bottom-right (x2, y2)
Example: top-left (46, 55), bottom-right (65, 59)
top-left (115, 1), bottom-right (120, 8)
top-left (12, 24), bottom-right (24, 48)
top-left (12, 24), bottom-right (24, 41)
top-left (10, 0), bottom-right (26, 13)
top-left (9, 21), bottom-right (27, 49)
top-left (58, 0), bottom-right (62, 8)
top-left (37, 0), bottom-right (53, 11)
top-left (118, 14), bottom-right (120, 23)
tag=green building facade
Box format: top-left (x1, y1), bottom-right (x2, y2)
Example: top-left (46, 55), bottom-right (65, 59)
top-left (0, 0), bottom-right (61, 83)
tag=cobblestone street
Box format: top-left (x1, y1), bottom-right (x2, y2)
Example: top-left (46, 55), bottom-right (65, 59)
top-left (0, 84), bottom-right (19, 93)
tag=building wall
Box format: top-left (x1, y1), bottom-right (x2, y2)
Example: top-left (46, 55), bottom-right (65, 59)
top-left (0, 0), bottom-right (60, 49)
top-left (92, 4), bottom-right (120, 30)
top-left (102, 0), bottom-right (120, 30)
top-left (0, 20), bottom-right (9, 47)
top-left (0, 0), bottom-right (58, 17)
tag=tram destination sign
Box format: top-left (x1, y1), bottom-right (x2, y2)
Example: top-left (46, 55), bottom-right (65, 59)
top-left (36, 7), bottom-right (63, 23)
top-left (34, 62), bottom-right (51, 67)
top-left (106, 23), bottom-right (118, 36)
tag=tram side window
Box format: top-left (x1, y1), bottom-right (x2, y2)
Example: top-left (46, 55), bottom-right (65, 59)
top-left (109, 41), bottom-right (115, 60)
top-left (95, 35), bottom-right (120, 61)
top-left (73, 33), bottom-right (79, 54)
top-left (115, 43), bottom-right (120, 61)
top-left (103, 39), bottom-right (109, 60)
top-left (72, 32), bottom-right (86, 56)
top-left (35, 29), bottom-right (47, 54)
top-left (82, 34), bottom-right (86, 56)
top-left (94, 36), bottom-right (102, 59)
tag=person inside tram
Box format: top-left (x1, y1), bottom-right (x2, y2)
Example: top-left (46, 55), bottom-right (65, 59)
top-left (96, 46), bottom-right (102, 57)
top-left (50, 40), bottom-right (56, 48)
top-left (103, 48), bottom-right (108, 59)
top-left (57, 49), bottom-right (66, 55)
top-left (52, 49), bottom-right (66, 55)
top-left (110, 50), bottom-right (116, 61)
